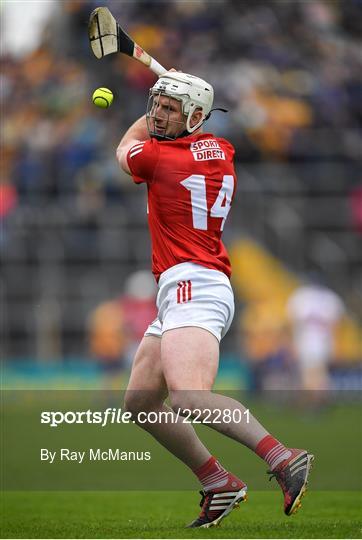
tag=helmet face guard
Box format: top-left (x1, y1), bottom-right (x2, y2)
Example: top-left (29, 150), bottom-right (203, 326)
top-left (146, 91), bottom-right (187, 140)
top-left (146, 71), bottom-right (214, 140)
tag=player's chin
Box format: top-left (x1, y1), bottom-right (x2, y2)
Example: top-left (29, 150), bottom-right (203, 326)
top-left (156, 128), bottom-right (176, 139)
top-left (151, 124), bottom-right (178, 140)
top-left (151, 123), bottom-right (163, 134)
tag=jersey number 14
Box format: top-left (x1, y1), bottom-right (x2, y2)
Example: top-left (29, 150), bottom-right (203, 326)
top-left (181, 174), bottom-right (234, 231)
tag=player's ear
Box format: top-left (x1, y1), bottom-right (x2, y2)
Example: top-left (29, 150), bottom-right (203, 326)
top-left (190, 107), bottom-right (203, 128)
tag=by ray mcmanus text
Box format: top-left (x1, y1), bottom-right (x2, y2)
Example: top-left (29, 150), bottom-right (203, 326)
top-left (40, 448), bottom-right (152, 464)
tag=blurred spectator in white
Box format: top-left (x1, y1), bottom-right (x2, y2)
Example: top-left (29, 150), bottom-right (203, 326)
top-left (87, 270), bottom-right (157, 384)
top-left (287, 279), bottom-right (345, 392)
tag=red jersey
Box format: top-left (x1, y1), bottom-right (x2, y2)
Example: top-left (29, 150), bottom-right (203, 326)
top-left (127, 133), bottom-right (237, 281)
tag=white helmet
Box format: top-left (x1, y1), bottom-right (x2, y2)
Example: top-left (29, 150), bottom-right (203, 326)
top-left (148, 71), bottom-right (214, 135)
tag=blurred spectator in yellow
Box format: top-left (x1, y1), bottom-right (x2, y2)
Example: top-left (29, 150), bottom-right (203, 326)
top-left (245, 85), bottom-right (313, 158)
top-left (88, 270), bottom-right (157, 380)
top-left (286, 280), bottom-right (345, 392)
top-left (88, 298), bottom-right (125, 375)
top-left (239, 300), bottom-right (295, 392)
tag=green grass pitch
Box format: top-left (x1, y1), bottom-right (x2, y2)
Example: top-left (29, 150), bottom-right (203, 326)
top-left (1, 490), bottom-right (361, 538)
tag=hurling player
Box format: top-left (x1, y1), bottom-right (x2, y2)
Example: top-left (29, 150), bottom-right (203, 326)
top-left (116, 70), bottom-right (313, 528)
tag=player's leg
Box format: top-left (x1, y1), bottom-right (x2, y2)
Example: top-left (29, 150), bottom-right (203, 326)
top-left (153, 327), bottom-right (247, 527)
top-left (161, 327), bottom-right (270, 448)
top-left (162, 327), bottom-right (314, 517)
top-left (125, 333), bottom-right (247, 527)
top-left (124, 334), bottom-right (211, 469)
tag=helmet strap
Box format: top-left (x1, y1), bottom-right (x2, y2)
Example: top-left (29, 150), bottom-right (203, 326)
top-left (205, 107), bottom-right (228, 121)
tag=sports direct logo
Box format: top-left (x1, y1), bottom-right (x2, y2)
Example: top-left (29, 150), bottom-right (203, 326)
top-left (190, 139), bottom-right (225, 161)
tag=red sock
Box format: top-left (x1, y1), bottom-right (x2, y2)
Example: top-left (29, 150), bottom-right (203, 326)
top-left (193, 456), bottom-right (229, 491)
top-left (255, 435), bottom-right (291, 470)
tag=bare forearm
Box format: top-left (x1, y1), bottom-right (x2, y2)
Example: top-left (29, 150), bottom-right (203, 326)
top-left (116, 114), bottom-right (150, 174)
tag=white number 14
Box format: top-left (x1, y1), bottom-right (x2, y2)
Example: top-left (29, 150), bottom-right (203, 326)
top-left (180, 174), bottom-right (234, 231)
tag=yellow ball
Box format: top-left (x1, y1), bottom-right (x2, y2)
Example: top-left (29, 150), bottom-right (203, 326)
top-left (92, 87), bottom-right (113, 108)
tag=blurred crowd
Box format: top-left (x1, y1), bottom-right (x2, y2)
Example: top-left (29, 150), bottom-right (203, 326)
top-left (2, 0), bottom-right (361, 209)
top-left (1, 0), bottom-right (361, 382)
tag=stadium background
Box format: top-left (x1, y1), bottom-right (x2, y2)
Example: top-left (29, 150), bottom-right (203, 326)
top-left (1, 0), bottom-right (361, 388)
top-left (1, 1), bottom-right (362, 538)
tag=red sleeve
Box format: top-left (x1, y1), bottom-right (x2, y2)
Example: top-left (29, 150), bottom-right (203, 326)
top-left (219, 138), bottom-right (235, 161)
top-left (126, 139), bottom-right (160, 184)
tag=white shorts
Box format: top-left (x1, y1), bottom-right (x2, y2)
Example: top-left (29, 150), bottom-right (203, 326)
top-left (144, 263), bottom-right (234, 342)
